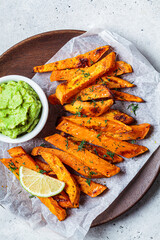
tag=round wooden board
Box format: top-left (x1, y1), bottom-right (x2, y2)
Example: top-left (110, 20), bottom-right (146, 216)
top-left (0, 30), bottom-right (160, 227)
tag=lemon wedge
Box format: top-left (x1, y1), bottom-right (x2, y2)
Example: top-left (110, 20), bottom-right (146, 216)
top-left (19, 166), bottom-right (65, 197)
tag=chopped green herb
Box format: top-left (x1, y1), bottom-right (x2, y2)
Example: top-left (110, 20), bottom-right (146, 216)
top-left (77, 140), bottom-right (86, 151)
top-left (40, 143), bottom-right (46, 147)
top-left (29, 195), bottom-right (36, 199)
top-left (87, 117), bottom-right (92, 124)
top-left (94, 148), bottom-right (99, 156)
top-left (86, 178), bottom-right (91, 186)
top-left (96, 133), bottom-right (102, 139)
top-left (106, 150), bottom-right (115, 160)
top-left (128, 103), bottom-right (139, 116)
top-left (36, 165), bottom-right (39, 169)
top-left (18, 191), bottom-right (22, 194)
top-left (65, 139), bottom-right (69, 149)
top-left (90, 59), bottom-right (94, 65)
top-left (39, 169), bottom-right (46, 174)
top-left (131, 140), bottom-right (136, 144)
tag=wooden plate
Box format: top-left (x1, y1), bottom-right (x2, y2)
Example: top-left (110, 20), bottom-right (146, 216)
top-left (0, 30), bottom-right (160, 227)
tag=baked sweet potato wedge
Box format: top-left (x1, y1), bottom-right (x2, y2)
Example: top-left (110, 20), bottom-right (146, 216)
top-left (96, 76), bottom-right (135, 89)
top-left (100, 109), bottom-right (134, 124)
top-left (62, 116), bottom-right (132, 133)
top-left (56, 120), bottom-right (148, 158)
top-left (34, 45), bottom-right (110, 72)
top-left (31, 147), bottom-right (103, 178)
top-left (38, 151), bottom-right (80, 208)
top-left (53, 191), bottom-right (73, 208)
top-left (56, 52), bottom-right (116, 104)
top-left (112, 90), bottom-right (144, 102)
top-left (50, 68), bottom-right (84, 82)
top-left (75, 84), bottom-right (113, 101)
top-left (48, 94), bottom-right (61, 105)
top-left (102, 123), bottom-right (151, 140)
top-left (66, 137), bottom-right (123, 163)
top-left (45, 134), bottom-right (120, 177)
top-left (64, 99), bottom-right (114, 117)
top-left (106, 61), bottom-right (133, 76)
top-left (73, 174), bottom-right (107, 197)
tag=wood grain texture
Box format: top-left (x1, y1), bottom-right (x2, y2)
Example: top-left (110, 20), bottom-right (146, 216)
top-left (0, 30), bottom-right (159, 227)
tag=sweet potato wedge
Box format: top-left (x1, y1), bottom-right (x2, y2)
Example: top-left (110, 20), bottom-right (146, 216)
top-left (102, 123), bottom-right (151, 141)
top-left (48, 94), bottom-right (61, 105)
top-left (62, 116), bottom-right (132, 133)
top-left (55, 52), bottom-right (116, 104)
top-left (50, 68), bottom-right (83, 82)
top-left (1, 155), bottom-right (67, 221)
top-left (64, 99), bottom-right (114, 117)
top-left (53, 191), bottom-right (73, 208)
top-left (66, 137), bottom-right (123, 163)
top-left (100, 109), bottom-right (134, 124)
top-left (112, 90), bottom-right (144, 102)
top-left (38, 151), bottom-right (80, 207)
top-left (75, 84), bottom-right (113, 101)
top-left (96, 76), bottom-right (135, 89)
top-left (34, 45), bottom-right (110, 72)
top-left (81, 144), bottom-right (123, 163)
top-left (31, 146), bottom-right (103, 178)
top-left (73, 174), bottom-right (107, 197)
top-left (45, 134), bottom-right (120, 177)
top-left (106, 61), bottom-right (133, 76)
top-left (56, 120), bottom-right (148, 158)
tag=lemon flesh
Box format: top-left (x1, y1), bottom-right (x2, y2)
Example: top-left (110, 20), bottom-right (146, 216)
top-left (19, 166), bottom-right (65, 197)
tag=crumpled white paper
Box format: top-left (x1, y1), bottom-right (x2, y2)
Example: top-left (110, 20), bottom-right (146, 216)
top-left (0, 28), bottom-right (160, 240)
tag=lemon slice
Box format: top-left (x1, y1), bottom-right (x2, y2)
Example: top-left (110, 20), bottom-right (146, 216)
top-left (19, 166), bottom-right (65, 197)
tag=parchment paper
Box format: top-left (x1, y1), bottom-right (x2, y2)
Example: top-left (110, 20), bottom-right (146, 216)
top-left (0, 28), bottom-right (160, 240)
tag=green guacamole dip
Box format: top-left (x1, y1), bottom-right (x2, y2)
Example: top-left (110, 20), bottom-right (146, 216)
top-left (0, 81), bottom-right (42, 139)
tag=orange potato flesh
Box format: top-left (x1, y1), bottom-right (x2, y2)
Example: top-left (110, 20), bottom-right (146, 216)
top-left (102, 123), bottom-right (151, 140)
top-left (55, 52), bottom-right (116, 104)
top-left (100, 109), bottom-right (134, 124)
top-left (48, 94), bottom-right (61, 105)
top-left (75, 84), bottom-right (113, 101)
top-left (64, 99), bottom-right (114, 117)
top-left (56, 120), bottom-right (148, 158)
top-left (31, 146), bottom-right (103, 178)
top-left (62, 116), bottom-right (132, 133)
top-left (45, 134), bottom-right (120, 178)
top-left (106, 61), bottom-right (133, 76)
top-left (96, 76), bottom-right (135, 89)
top-left (34, 45), bottom-right (110, 72)
top-left (112, 90), bottom-right (144, 102)
top-left (73, 174), bottom-right (107, 197)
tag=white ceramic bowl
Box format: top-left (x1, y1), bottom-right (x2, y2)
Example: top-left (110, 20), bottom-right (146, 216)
top-left (0, 75), bottom-right (49, 143)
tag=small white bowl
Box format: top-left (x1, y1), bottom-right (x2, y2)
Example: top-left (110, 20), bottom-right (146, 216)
top-left (0, 75), bottom-right (49, 143)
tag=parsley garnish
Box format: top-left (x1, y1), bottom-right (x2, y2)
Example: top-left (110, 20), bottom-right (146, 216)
top-left (131, 140), bottom-right (136, 144)
top-left (87, 117), bottom-right (92, 124)
top-left (40, 143), bottom-right (46, 147)
top-left (128, 103), bottom-right (139, 116)
top-left (39, 169), bottom-right (46, 174)
top-left (96, 133), bottom-right (101, 139)
top-left (9, 162), bottom-right (18, 173)
top-left (65, 139), bottom-right (69, 149)
top-left (106, 150), bottom-right (115, 160)
top-left (29, 195), bottom-right (36, 199)
top-left (86, 179), bottom-right (91, 186)
top-left (77, 140), bottom-right (86, 151)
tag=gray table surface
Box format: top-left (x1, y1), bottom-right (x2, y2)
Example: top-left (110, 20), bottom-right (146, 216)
top-left (0, 0), bottom-right (160, 239)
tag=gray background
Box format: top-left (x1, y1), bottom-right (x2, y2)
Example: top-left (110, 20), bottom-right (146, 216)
top-left (0, 0), bottom-right (160, 239)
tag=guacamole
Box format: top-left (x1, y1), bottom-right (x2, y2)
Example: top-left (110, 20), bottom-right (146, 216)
top-left (0, 81), bottom-right (42, 139)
